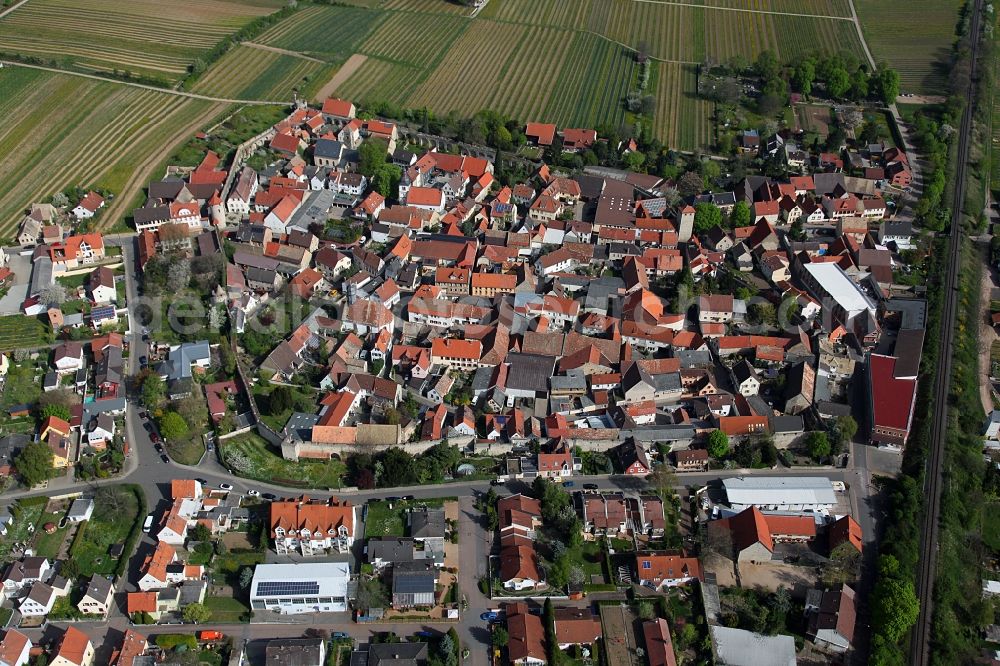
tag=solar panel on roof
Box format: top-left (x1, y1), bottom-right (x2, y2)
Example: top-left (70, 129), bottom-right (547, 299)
top-left (256, 581), bottom-right (319, 597)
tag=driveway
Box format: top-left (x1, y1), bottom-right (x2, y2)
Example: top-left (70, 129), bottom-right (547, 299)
top-left (0, 251), bottom-right (32, 314)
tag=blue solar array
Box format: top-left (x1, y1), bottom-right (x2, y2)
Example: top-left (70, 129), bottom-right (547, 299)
top-left (256, 581), bottom-right (320, 597)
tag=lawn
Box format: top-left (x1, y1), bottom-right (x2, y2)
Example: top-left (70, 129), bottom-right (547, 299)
top-left (204, 595), bottom-right (249, 623)
top-left (31, 511), bottom-right (70, 559)
top-left (364, 498), bottom-right (450, 538)
top-left (579, 539), bottom-right (608, 581)
top-left (219, 431), bottom-right (346, 489)
top-left (166, 433), bottom-right (205, 466)
top-left (69, 486), bottom-right (141, 576)
top-left (251, 384), bottom-right (317, 433)
top-left (1, 359), bottom-right (44, 409)
top-left (364, 501), bottom-right (406, 538)
top-left (0, 500), bottom-right (44, 561)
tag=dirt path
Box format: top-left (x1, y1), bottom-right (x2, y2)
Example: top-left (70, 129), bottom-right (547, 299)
top-left (313, 53), bottom-right (366, 102)
top-left (632, 0), bottom-right (853, 20)
top-left (242, 42), bottom-right (327, 64)
top-left (96, 101), bottom-right (227, 231)
top-left (896, 94), bottom-right (947, 105)
top-left (0, 0), bottom-right (29, 19)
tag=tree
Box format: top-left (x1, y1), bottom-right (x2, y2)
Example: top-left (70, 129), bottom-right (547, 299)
top-left (38, 283), bottom-right (67, 307)
top-left (166, 258), bottom-right (191, 293)
top-left (646, 466), bottom-right (678, 500)
top-left (841, 108), bottom-right (864, 131)
top-left (358, 139), bottom-right (389, 178)
top-left (40, 403), bottom-right (71, 421)
top-left (754, 50), bottom-right (780, 81)
top-left (175, 394), bottom-right (208, 428)
top-left (141, 373), bottom-right (165, 407)
top-left (677, 170), bottom-right (705, 197)
top-left (355, 577), bottom-right (389, 611)
top-left (189, 523), bottom-right (212, 543)
top-left (693, 203), bottom-right (722, 233)
top-left (836, 415), bottom-right (858, 445)
top-left (872, 575), bottom-right (918, 642)
top-left (492, 627), bottom-right (509, 647)
top-left (730, 200), bottom-right (752, 227)
top-left (158, 411), bottom-right (189, 441)
top-left (806, 431), bottom-right (831, 460)
top-left (707, 430), bottom-right (730, 459)
top-left (871, 64), bottom-right (900, 105)
top-left (182, 602), bottom-right (211, 624)
top-left (791, 59), bottom-right (815, 96)
top-left (637, 601), bottom-right (656, 620)
top-left (268, 386), bottom-right (293, 415)
top-left (748, 302), bottom-right (777, 327)
top-left (239, 567), bottom-right (254, 590)
top-left (59, 559), bottom-right (79, 581)
top-left (15, 441), bottom-right (53, 487)
top-left (826, 67), bottom-right (851, 98)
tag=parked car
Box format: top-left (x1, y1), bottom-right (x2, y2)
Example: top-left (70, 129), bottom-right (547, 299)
top-left (480, 612), bottom-right (500, 622)
top-left (562, 481), bottom-right (575, 488)
top-left (219, 483), bottom-right (233, 491)
top-left (150, 434), bottom-right (161, 444)
top-left (262, 493), bottom-right (278, 501)
top-left (402, 495), bottom-right (415, 501)
top-left (142, 514), bottom-right (154, 533)
top-left (331, 632), bottom-right (350, 640)
top-left (583, 483), bottom-right (598, 490)
top-left (247, 489), bottom-right (260, 497)
top-left (198, 631), bottom-right (224, 641)
top-left (160, 454), bottom-right (170, 463)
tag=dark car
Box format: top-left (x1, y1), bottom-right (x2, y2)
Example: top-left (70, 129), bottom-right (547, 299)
top-left (262, 493), bottom-right (278, 501)
top-left (150, 433), bottom-right (161, 443)
top-left (160, 454), bottom-right (170, 463)
top-left (139, 355), bottom-right (148, 366)
top-left (402, 495), bottom-right (415, 501)
top-left (143, 422), bottom-right (153, 433)
top-left (154, 444), bottom-right (164, 453)
top-left (562, 481), bottom-right (575, 488)
top-left (583, 483), bottom-right (599, 490)
top-left (386, 496), bottom-right (400, 503)
top-left (331, 632), bottom-right (350, 640)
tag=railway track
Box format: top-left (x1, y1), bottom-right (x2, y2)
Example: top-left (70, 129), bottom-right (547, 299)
top-left (909, 0), bottom-right (985, 662)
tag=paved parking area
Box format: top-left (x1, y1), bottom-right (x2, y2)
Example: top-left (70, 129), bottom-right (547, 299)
top-left (0, 252), bottom-right (32, 314)
top-left (737, 562), bottom-right (820, 599)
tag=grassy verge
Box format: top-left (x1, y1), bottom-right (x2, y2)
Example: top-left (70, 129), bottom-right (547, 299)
top-left (166, 434), bottom-right (205, 466)
top-left (204, 595), bottom-right (249, 623)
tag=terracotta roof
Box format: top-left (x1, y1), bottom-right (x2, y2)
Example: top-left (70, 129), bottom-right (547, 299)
top-left (525, 122), bottom-right (556, 146)
top-left (868, 354), bottom-right (916, 432)
top-left (828, 515), bottom-right (862, 553)
top-left (76, 191), bottom-right (104, 213)
top-left (407, 187), bottom-right (444, 207)
top-left (554, 607), bottom-right (601, 645)
top-left (721, 506), bottom-right (773, 553)
top-left (346, 299), bottom-right (393, 328)
top-left (126, 591), bottom-right (157, 614)
top-left (270, 497), bottom-right (354, 538)
top-left (170, 479), bottom-right (199, 499)
top-left (56, 627), bottom-right (91, 666)
top-left (763, 514), bottom-right (816, 538)
top-left (431, 338), bottom-right (481, 361)
top-left (643, 619), bottom-right (677, 666)
top-left (0, 629), bottom-right (30, 666)
top-left (506, 603), bottom-right (547, 662)
top-left (635, 552), bottom-right (702, 583)
top-left (322, 98), bottom-right (354, 117)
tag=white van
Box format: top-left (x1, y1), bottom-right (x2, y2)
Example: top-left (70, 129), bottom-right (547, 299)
top-left (142, 514), bottom-right (154, 533)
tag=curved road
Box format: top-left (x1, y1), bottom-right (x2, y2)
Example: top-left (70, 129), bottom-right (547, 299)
top-left (0, 60), bottom-right (287, 106)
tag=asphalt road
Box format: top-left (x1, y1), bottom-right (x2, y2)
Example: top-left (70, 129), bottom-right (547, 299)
top-left (909, 0), bottom-right (985, 663)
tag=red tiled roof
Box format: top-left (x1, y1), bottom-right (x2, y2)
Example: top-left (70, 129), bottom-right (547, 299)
top-left (322, 98), bottom-right (354, 117)
top-left (525, 122), bottom-right (556, 146)
top-left (869, 354), bottom-right (916, 431)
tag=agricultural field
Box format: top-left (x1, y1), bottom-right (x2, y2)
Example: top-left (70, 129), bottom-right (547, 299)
top-left (255, 4), bottom-right (379, 61)
top-left (651, 63), bottom-right (714, 153)
top-left (0, 0), bottom-right (284, 81)
top-left (856, 0), bottom-right (963, 94)
top-left (190, 45), bottom-right (335, 101)
top-left (245, 0), bottom-right (875, 151)
top-left (0, 67), bottom-right (225, 236)
top-left (0, 314), bottom-right (50, 351)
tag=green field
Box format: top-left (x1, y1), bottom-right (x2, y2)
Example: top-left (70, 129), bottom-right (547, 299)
top-left (0, 0), bottom-right (283, 81)
top-left (856, 0), bottom-right (963, 94)
top-left (0, 67), bottom-right (224, 235)
top-left (244, 0), bottom-right (871, 151)
top-left (0, 314), bottom-right (51, 351)
top-left (191, 44), bottom-right (334, 101)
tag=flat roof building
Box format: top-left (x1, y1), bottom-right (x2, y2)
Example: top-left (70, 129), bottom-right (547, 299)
top-left (250, 562), bottom-right (350, 615)
top-left (723, 476), bottom-right (836, 512)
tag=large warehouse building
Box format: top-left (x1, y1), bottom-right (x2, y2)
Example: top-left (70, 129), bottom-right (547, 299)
top-left (250, 562), bottom-right (351, 614)
top-left (723, 477), bottom-right (836, 512)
